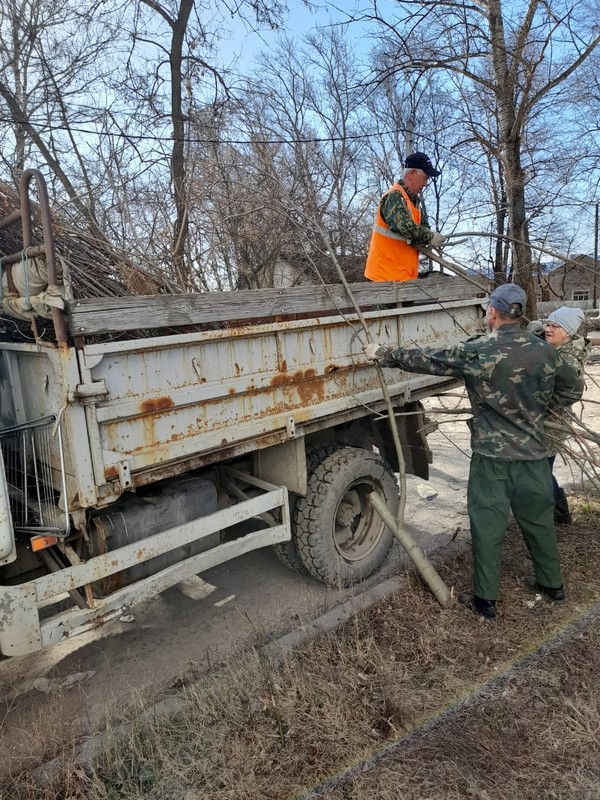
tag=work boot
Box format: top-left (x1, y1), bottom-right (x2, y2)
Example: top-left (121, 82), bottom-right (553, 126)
top-left (554, 488), bottom-right (572, 526)
top-left (524, 576), bottom-right (566, 603)
top-left (458, 592), bottom-right (497, 619)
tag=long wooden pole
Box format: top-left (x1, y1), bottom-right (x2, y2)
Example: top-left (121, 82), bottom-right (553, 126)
top-left (368, 492), bottom-right (450, 607)
top-left (443, 229), bottom-right (590, 267)
top-left (313, 223), bottom-right (452, 607)
top-left (417, 244), bottom-right (487, 290)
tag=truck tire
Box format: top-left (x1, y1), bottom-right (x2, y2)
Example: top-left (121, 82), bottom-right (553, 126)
top-left (293, 446), bottom-right (398, 586)
top-left (272, 444), bottom-right (339, 574)
top-left (272, 535), bottom-right (306, 574)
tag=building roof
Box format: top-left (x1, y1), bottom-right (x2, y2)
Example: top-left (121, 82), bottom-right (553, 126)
top-left (545, 254), bottom-right (598, 276)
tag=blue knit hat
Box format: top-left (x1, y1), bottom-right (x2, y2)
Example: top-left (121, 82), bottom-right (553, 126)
top-left (546, 306), bottom-right (585, 336)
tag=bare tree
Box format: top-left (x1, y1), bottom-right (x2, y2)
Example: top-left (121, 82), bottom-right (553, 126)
top-left (0, 0), bottom-right (124, 240)
top-left (362, 0), bottom-right (600, 309)
top-left (206, 28), bottom-right (376, 288)
top-left (1, 0), bottom-right (289, 291)
top-left (116, 0), bottom-right (287, 289)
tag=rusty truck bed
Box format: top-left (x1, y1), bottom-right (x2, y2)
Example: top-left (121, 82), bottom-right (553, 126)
top-left (0, 276), bottom-right (485, 513)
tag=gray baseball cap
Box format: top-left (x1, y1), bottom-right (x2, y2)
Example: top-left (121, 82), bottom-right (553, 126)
top-left (488, 284), bottom-right (527, 316)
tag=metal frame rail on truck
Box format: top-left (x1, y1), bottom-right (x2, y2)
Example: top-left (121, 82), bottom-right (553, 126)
top-left (0, 169), bottom-right (487, 657)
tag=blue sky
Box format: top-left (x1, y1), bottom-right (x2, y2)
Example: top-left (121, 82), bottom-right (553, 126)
top-left (219, 1), bottom-right (366, 69)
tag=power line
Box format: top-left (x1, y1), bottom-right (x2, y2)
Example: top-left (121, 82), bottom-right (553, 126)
top-left (0, 115), bottom-right (498, 170)
top-left (0, 116), bottom-right (409, 146)
top-left (4, 114), bottom-right (598, 179)
top-left (1, 114), bottom-right (598, 187)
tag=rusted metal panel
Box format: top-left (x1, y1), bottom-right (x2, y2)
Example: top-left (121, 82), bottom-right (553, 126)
top-left (0, 341), bottom-right (100, 508)
top-left (78, 299), bottom-right (483, 489)
top-left (1, 295), bottom-right (484, 507)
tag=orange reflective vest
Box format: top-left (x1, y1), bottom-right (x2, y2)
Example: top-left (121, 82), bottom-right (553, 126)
top-left (364, 183), bottom-right (421, 282)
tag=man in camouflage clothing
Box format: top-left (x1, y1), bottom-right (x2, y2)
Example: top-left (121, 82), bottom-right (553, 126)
top-left (363, 284), bottom-right (568, 619)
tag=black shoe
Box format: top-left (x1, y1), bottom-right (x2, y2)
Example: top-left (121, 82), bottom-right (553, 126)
top-left (554, 488), bottom-right (572, 526)
top-left (458, 592), bottom-right (497, 619)
top-left (524, 576), bottom-right (566, 603)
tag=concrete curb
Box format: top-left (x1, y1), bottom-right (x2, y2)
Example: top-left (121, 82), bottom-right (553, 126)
top-left (262, 574), bottom-right (405, 658)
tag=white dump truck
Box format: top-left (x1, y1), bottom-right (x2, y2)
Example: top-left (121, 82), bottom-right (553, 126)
top-left (0, 170), bottom-right (486, 656)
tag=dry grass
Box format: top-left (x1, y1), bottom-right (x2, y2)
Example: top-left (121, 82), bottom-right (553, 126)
top-left (4, 492), bottom-right (600, 800)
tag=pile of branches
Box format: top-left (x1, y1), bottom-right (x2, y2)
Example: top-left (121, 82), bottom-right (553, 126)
top-left (0, 182), bottom-right (174, 300)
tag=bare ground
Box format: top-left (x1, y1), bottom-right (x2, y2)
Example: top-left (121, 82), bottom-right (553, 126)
top-left (4, 491), bottom-right (600, 800)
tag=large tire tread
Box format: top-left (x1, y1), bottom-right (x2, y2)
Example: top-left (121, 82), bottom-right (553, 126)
top-left (293, 446), bottom-right (399, 587)
top-left (272, 444), bottom-right (339, 574)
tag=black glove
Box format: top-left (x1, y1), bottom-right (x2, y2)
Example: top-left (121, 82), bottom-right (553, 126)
top-left (527, 320), bottom-right (546, 339)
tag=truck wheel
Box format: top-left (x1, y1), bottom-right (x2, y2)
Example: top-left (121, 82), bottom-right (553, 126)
top-left (293, 446), bottom-right (398, 586)
top-left (272, 444), bottom-right (339, 575)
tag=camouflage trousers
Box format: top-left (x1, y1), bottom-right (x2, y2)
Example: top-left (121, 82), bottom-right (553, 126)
top-left (467, 454), bottom-right (562, 601)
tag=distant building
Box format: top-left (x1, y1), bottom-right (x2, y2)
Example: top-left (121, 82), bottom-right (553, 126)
top-left (242, 251), bottom-right (456, 289)
top-left (239, 251), bottom-right (366, 289)
top-left (539, 254), bottom-right (599, 304)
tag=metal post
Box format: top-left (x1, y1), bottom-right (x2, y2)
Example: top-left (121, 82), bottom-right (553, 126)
top-left (593, 202), bottom-right (599, 309)
top-left (405, 116), bottom-right (414, 158)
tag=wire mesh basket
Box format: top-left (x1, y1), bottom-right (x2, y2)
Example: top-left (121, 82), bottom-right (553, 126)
top-left (0, 415), bottom-right (70, 535)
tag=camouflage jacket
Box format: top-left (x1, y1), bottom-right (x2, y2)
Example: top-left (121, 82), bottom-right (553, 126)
top-left (378, 323), bottom-right (560, 460)
top-left (545, 336), bottom-right (588, 455)
top-left (379, 180), bottom-right (433, 246)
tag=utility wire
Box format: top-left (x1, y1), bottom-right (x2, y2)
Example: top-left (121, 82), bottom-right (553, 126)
top-left (0, 116), bottom-right (411, 146)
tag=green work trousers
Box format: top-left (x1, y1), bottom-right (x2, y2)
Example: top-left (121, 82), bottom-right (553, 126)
top-left (467, 454), bottom-right (562, 601)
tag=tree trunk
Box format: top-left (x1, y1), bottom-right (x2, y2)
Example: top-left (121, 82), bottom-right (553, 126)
top-left (493, 188), bottom-right (507, 285)
top-left (170, 0), bottom-right (193, 289)
top-left (487, 0), bottom-right (536, 315)
top-left (505, 137), bottom-right (536, 314)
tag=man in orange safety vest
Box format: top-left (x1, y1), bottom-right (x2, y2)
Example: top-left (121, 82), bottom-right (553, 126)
top-left (364, 152), bottom-right (446, 282)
